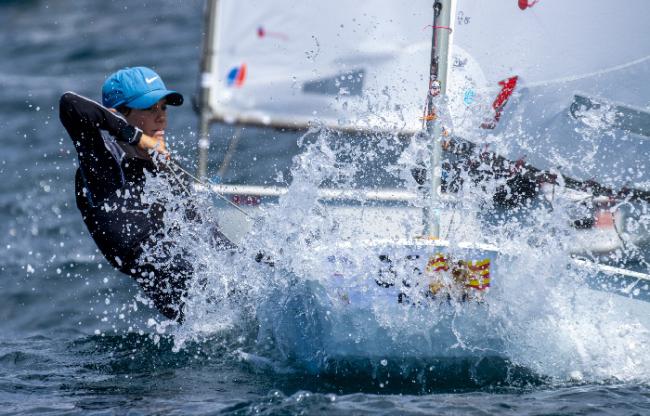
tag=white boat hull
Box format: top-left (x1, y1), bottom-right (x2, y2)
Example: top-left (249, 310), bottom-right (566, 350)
top-left (256, 241), bottom-right (501, 372)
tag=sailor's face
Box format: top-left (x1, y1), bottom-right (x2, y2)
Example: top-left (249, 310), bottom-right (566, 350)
top-left (126, 99), bottom-right (168, 140)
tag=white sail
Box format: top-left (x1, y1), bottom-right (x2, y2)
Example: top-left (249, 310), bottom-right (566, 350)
top-left (205, 0), bottom-right (434, 133)
top-left (448, 0), bottom-right (650, 185)
top-left (204, 0), bottom-right (650, 185)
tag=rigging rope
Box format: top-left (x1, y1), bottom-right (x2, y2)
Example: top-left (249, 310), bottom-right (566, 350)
top-left (163, 157), bottom-right (255, 220)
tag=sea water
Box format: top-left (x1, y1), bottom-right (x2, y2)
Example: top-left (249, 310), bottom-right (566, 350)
top-left (2, 0), bottom-right (650, 414)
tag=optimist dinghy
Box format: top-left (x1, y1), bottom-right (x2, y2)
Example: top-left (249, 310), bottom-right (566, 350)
top-left (192, 0), bottom-right (650, 370)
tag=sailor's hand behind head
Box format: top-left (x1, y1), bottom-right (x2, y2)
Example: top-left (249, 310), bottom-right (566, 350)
top-left (137, 133), bottom-right (170, 160)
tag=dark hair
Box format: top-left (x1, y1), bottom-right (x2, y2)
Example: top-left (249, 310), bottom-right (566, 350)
top-left (116, 105), bottom-right (131, 116)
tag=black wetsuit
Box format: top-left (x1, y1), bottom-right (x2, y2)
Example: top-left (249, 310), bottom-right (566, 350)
top-left (59, 92), bottom-right (193, 321)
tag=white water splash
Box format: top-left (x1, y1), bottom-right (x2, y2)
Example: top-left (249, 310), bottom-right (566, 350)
top-left (138, 124), bottom-right (650, 384)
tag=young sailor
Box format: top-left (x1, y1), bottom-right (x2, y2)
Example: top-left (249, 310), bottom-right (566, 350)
top-left (59, 66), bottom-right (229, 321)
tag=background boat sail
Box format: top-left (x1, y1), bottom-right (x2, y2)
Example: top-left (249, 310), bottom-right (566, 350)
top-left (446, 0), bottom-right (650, 254)
top-left (190, 0), bottom-right (650, 368)
top-left (450, 0), bottom-right (650, 172)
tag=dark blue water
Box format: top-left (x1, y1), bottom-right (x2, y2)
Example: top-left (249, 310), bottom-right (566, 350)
top-left (2, 1), bottom-right (650, 414)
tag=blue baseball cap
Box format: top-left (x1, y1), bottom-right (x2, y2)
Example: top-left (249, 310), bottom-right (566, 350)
top-left (101, 66), bottom-right (183, 109)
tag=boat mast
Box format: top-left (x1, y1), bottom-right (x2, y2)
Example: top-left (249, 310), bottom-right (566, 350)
top-left (197, 0), bottom-right (220, 178)
top-left (425, 0), bottom-right (455, 237)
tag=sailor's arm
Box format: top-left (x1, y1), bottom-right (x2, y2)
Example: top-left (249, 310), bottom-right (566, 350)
top-left (59, 92), bottom-right (142, 147)
top-left (59, 92), bottom-right (169, 160)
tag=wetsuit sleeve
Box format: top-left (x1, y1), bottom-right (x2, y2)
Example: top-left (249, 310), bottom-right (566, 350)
top-left (59, 92), bottom-right (143, 202)
top-left (59, 92), bottom-right (142, 145)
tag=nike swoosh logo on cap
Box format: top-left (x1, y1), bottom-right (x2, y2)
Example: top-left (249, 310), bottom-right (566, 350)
top-left (145, 76), bottom-right (159, 84)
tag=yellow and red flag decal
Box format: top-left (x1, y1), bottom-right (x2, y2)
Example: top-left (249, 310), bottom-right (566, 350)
top-left (425, 254), bottom-right (491, 290)
top-left (466, 258), bottom-right (491, 290)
